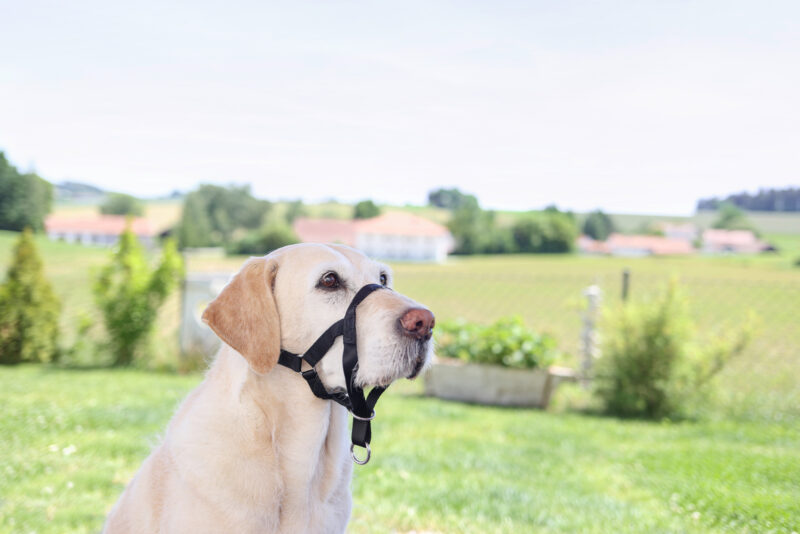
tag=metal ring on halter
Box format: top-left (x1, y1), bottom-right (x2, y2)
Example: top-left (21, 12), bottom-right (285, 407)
top-left (350, 409), bottom-right (376, 422)
top-left (350, 442), bottom-right (371, 465)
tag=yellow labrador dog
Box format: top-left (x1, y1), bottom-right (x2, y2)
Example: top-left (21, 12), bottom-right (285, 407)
top-left (103, 243), bottom-right (435, 533)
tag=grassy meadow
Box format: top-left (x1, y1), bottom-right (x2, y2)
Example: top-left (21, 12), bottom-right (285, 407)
top-left (1, 365), bottom-right (798, 534)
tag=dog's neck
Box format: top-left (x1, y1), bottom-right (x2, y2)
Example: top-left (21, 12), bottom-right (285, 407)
top-left (199, 345), bottom-right (354, 530)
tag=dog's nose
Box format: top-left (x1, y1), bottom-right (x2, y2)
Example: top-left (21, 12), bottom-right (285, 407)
top-left (400, 308), bottom-right (435, 340)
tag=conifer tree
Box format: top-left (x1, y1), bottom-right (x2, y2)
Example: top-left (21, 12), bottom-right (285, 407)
top-left (0, 229), bottom-right (61, 364)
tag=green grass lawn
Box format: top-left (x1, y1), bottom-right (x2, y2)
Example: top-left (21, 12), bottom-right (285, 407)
top-left (0, 366), bottom-right (797, 534)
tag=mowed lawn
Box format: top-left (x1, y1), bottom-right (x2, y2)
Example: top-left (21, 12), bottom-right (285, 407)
top-left (0, 365), bottom-right (798, 534)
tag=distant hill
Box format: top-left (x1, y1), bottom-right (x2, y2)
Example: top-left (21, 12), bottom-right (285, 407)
top-left (55, 181), bottom-right (105, 202)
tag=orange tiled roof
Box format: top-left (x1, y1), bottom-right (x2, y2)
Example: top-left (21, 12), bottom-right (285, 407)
top-left (354, 211), bottom-right (450, 237)
top-left (293, 212), bottom-right (450, 244)
top-left (605, 233), bottom-right (694, 255)
top-left (45, 215), bottom-right (154, 236)
top-left (292, 218), bottom-right (357, 246)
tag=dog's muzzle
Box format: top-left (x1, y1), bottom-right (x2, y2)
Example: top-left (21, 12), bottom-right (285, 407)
top-left (277, 284), bottom-right (388, 465)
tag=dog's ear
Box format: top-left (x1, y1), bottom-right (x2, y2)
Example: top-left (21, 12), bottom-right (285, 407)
top-left (202, 257), bottom-right (280, 375)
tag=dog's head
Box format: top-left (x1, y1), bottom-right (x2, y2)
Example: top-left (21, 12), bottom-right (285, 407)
top-left (202, 243), bottom-right (434, 390)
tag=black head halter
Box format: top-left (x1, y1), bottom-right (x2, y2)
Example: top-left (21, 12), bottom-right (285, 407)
top-left (277, 283), bottom-right (387, 465)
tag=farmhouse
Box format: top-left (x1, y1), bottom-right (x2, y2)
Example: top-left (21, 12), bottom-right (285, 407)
top-left (660, 222), bottom-right (699, 242)
top-left (45, 215), bottom-right (156, 247)
top-left (701, 229), bottom-right (770, 254)
top-left (578, 233), bottom-right (694, 257)
top-left (293, 211), bottom-right (454, 262)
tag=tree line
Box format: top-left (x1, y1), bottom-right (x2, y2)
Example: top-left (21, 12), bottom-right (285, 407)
top-left (697, 187), bottom-right (800, 212)
top-left (429, 188), bottom-right (585, 254)
top-left (0, 152), bottom-right (53, 232)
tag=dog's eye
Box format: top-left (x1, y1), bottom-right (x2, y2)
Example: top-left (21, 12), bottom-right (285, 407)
top-left (379, 273), bottom-right (388, 286)
top-left (319, 272), bottom-right (340, 289)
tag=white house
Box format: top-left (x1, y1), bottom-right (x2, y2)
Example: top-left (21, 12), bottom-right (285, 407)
top-left (293, 211), bottom-right (454, 262)
top-left (45, 215), bottom-right (156, 247)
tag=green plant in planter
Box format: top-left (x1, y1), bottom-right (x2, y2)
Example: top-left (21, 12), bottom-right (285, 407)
top-left (435, 316), bottom-right (560, 369)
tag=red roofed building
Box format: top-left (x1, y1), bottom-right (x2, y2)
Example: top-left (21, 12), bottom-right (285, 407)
top-left (292, 218), bottom-right (357, 248)
top-left (578, 233), bottom-right (694, 256)
top-left (701, 229), bottom-right (769, 254)
top-left (45, 215), bottom-right (156, 247)
top-left (294, 211), bottom-right (454, 262)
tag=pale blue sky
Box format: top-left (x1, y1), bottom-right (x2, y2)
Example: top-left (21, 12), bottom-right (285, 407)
top-left (2, 1), bottom-right (798, 214)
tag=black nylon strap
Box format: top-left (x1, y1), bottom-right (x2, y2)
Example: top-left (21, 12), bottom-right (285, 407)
top-left (302, 319), bottom-right (344, 367)
top-left (301, 369), bottom-right (351, 408)
top-left (351, 385), bottom-right (388, 447)
top-left (277, 350), bottom-right (303, 372)
top-left (342, 284), bottom-right (384, 420)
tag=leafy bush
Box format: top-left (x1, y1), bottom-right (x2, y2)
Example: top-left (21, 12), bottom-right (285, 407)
top-left (435, 316), bottom-right (559, 369)
top-left (0, 229), bottom-right (61, 364)
top-left (93, 227), bottom-right (183, 366)
top-left (100, 193), bottom-right (144, 216)
top-left (711, 202), bottom-right (758, 234)
top-left (231, 222), bottom-right (299, 255)
top-left (593, 282), bottom-right (752, 419)
top-left (176, 184), bottom-right (271, 248)
top-left (582, 210), bottom-right (615, 241)
top-left (353, 199), bottom-right (381, 219)
top-left (509, 210), bottom-right (578, 254)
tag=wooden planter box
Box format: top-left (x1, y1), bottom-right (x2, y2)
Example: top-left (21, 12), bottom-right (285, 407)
top-left (424, 358), bottom-right (576, 408)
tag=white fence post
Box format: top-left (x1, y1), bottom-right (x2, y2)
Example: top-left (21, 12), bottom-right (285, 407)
top-left (580, 284), bottom-right (602, 386)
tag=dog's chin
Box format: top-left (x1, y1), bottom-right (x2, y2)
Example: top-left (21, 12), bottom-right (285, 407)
top-left (355, 339), bottom-right (432, 388)
top-left (406, 348), bottom-right (431, 380)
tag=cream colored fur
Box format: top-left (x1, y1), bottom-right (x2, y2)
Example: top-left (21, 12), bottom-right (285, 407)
top-left (102, 243), bottom-right (433, 534)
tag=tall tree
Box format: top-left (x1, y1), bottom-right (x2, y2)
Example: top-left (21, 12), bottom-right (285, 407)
top-left (176, 193), bottom-right (213, 248)
top-left (582, 210), bottom-right (615, 241)
top-left (712, 202), bottom-right (757, 232)
top-left (353, 200), bottom-right (381, 219)
top-left (447, 203), bottom-right (488, 254)
top-left (428, 188), bottom-right (479, 211)
top-left (176, 184), bottom-right (271, 248)
top-left (100, 193), bottom-right (144, 216)
top-left (540, 211), bottom-right (577, 253)
top-left (0, 152), bottom-right (53, 232)
top-left (0, 229), bottom-right (61, 364)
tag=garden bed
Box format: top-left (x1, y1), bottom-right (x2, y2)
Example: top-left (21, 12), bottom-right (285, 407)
top-left (424, 357), bottom-right (576, 408)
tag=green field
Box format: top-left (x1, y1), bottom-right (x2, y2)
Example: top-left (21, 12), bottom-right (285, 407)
top-left (0, 365), bottom-right (798, 534)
